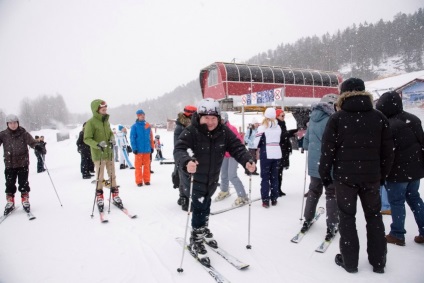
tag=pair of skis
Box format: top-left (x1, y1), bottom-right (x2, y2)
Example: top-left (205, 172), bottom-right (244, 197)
top-left (176, 237), bottom-right (249, 283)
top-left (0, 205), bottom-right (36, 225)
top-left (211, 197), bottom-right (261, 215)
top-left (290, 207), bottom-right (337, 253)
top-left (97, 201), bottom-right (137, 223)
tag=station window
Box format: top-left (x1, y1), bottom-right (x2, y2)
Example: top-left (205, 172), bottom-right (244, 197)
top-left (311, 72), bottom-right (322, 86)
top-left (224, 64), bottom-right (240, 81)
top-left (303, 71), bottom-right (314, 85)
top-left (293, 70), bottom-right (304, 85)
top-left (273, 68), bottom-right (284, 84)
top-left (261, 67), bottom-right (274, 83)
top-left (249, 66), bottom-right (263, 82)
top-left (321, 73), bottom-right (331, 86)
top-left (283, 70), bottom-right (295, 84)
top-left (329, 74), bottom-right (339, 87)
top-left (208, 68), bottom-right (218, 86)
top-left (238, 65), bottom-right (252, 82)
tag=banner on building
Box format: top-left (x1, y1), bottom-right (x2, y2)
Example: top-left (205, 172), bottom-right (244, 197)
top-left (230, 87), bottom-right (285, 106)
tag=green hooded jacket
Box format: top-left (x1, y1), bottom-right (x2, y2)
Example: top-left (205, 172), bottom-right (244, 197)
top-left (83, 99), bottom-right (115, 161)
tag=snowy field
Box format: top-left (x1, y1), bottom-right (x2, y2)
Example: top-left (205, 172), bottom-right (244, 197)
top-left (0, 111), bottom-right (423, 283)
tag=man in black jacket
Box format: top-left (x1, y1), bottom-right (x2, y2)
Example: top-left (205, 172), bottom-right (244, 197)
top-left (174, 99), bottom-right (256, 266)
top-left (376, 91), bottom-right (424, 246)
top-left (77, 122), bottom-right (95, 179)
top-left (319, 78), bottom-right (394, 274)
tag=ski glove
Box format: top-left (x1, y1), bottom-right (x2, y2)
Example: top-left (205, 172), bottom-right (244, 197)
top-left (151, 148), bottom-right (154, 153)
top-left (133, 150), bottom-right (138, 155)
top-left (97, 141), bottom-right (108, 151)
top-left (322, 177), bottom-right (333, 187)
top-left (34, 144), bottom-right (43, 153)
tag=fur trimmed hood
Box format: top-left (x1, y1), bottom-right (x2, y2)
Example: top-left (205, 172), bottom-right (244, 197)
top-left (336, 90), bottom-right (374, 112)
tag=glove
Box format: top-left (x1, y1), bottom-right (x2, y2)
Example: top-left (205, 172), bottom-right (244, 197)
top-left (133, 150), bottom-right (138, 155)
top-left (151, 148), bottom-right (154, 153)
top-left (126, 145), bottom-right (132, 153)
top-left (97, 141), bottom-right (107, 151)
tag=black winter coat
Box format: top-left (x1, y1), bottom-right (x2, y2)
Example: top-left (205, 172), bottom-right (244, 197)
top-left (319, 91), bottom-right (394, 184)
top-left (277, 119), bottom-right (293, 168)
top-left (174, 112), bottom-right (253, 198)
top-left (376, 91), bottom-right (424, 182)
top-left (77, 130), bottom-right (91, 156)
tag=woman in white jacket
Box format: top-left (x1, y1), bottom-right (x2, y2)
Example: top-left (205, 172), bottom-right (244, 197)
top-left (254, 108), bottom-right (282, 208)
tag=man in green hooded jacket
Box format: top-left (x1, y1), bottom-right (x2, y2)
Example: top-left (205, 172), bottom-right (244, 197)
top-left (84, 99), bottom-right (123, 211)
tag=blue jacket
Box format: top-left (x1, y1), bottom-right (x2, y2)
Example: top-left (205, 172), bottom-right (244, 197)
top-left (130, 120), bottom-right (154, 154)
top-left (303, 103), bottom-right (334, 178)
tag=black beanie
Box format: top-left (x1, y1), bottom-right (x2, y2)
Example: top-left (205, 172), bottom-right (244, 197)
top-left (339, 78), bottom-right (365, 94)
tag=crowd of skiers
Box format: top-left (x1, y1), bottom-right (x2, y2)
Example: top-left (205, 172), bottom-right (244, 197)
top-left (1, 76), bottom-right (424, 275)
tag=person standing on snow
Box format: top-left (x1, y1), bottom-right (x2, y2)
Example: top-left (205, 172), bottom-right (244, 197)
top-left (244, 118), bottom-right (260, 175)
top-left (130, 109), bottom-right (154, 187)
top-left (116, 125), bottom-right (134, 170)
top-left (275, 108), bottom-right (297, 196)
top-left (301, 94), bottom-right (339, 241)
top-left (174, 99), bottom-right (256, 266)
top-left (319, 78), bottom-right (394, 274)
top-left (76, 122), bottom-right (95, 179)
top-left (154, 135), bottom-right (164, 160)
top-left (254, 107), bottom-right (282, 208)
top-left (173, 105), bottom-right (197, 211)
top-left (214, 112), bottom-right (249, 206)
top-left (376, 90), bottom-right (424, 246)
top-left (0, 114), bottom-right (43, 214)
top-left (84, 100), bottom-right (123, 211)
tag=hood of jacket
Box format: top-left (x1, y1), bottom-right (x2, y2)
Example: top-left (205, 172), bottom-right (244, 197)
top-left (310, 102), bottom-right (335, 123)
top-left (176, 112), bottom-right (191, 127)
top-left (336, 90), bottom-right (374, 112)
top-left (375, 91), bottom-right (403, 118)
top-left (90, 99), bottom-right (110, 122)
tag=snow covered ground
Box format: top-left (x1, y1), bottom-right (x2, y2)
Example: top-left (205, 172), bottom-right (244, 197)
top-left (0, 111), bottom-right (423, 283)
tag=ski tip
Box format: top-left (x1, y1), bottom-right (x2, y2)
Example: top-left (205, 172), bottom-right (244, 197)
top-left (131, 215), bottom-right (138, 218)
top-left (317, 207), bottom-right (326, 214)
top-left (239, 264), bottom-right (250, 270)
top-left (101, 220), bottom-right (109, 223)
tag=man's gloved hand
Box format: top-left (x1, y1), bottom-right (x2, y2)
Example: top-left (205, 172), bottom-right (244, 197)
top-left (322, 177), bottom-right (333, 187)
top-left (133, 150), bottom-right (138, 155)
top-left (34, 144), bottom-right (43, 153)
top-left (151, 148), bottom-right (154, 153)
top-left (97, 141), bottom-right (108, 151)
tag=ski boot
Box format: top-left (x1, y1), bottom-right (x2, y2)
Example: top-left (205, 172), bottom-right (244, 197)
top-left (21, 193), bottom-right (30, 213)
top-left (214, 191), bottom-right (230, 202)
top-left (325, 226), bottom-right (338, 241)
top-left (234, 196), bottom-right (249, 207)
top-left (189, 227), bottom-right (210, 266)
top-left (111, 187), bottom-right (124, 209)
top-left (203, 226), bottom-right (218, 248)
top-left (4, 194), bottom-right (15, 215)
top-left (96, 190), bottom-right (104, 212)
top-left (301, 220), bottom-right (311, 233)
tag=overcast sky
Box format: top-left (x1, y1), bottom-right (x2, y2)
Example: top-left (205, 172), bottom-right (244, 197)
top-left (0, 0), bottom-right (422, 115)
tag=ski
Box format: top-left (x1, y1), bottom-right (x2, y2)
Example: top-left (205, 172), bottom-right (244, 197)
top-left (291, 207), bottom-right (325, 243)
top-left (204, 241), bottom-right (249, 270)
top-left (110, 201), bottom-right (137, 219)
top-left (211, 197), bottom-right (261, 215)
top-left (315, 230), bottom-right (338, 253)
top-left (0, 205), bottom-right (20, 224)
top-left (176, 237), bottom-right (230, 283)
top-left (160, 160), bottom-right (175, 165)
top-left (99, 210), bottom-right (108, 223)
top-left (26, 211), bottom-right (36, 220)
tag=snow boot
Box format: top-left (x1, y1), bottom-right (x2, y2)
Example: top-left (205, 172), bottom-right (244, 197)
top-left (4, 194), bottom-right (15, 215)
top-left (21, 193), bottom-right (30, 213)
top-left (335, 254), bottom-right (358, 273)
top-left (214, 191), bottom-right (230, 202)
top-left (189, 227), bottom-right (210, 266)
top-left (96, 190), bottom-right (104, 212)
top-left (203, 226), bottom-right (218, 248)
top-left (325, 226), bottom-right (338, 241)
top-left (111, 187), bottom-right (123, 209)
top-left (119, 164), bottom-right (125, 170)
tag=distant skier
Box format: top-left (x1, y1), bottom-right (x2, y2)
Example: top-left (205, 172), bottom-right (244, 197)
top-left (154, 135), bottom-right (164, 160)
top-left (84, 100), bottom-right (123, 210)
top-left (76, 122), bottom-right (95, 179)
top-left (174, 99), bottom-right (256, 266)
top-left (0, 114), bottom-right (43, 214)
top-left (116, 125), bottom-right (134, 169)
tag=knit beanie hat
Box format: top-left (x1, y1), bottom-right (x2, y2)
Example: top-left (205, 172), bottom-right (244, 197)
top-left (251, 117), bottom-right (259, 124)
top-left (136, 109), bottom-right (145, 116)
top-left (275, 109), bottom-right (284, 118)
top-left (339, 78), bottom-right (365, 94)
top-left (264, 108), bottom-right (276, 119)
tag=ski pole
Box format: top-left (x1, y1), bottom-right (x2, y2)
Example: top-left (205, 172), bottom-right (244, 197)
top-left (177, 156), bottom-right (196, 273)
top-left (40, 154), bottom-right (63, 207)
top-left (91, 151), bottom-right (103, 218)
top-left (108, 161), bottom-right (113, 214)
top-left (246, 159), bottom-right (254, 249)
top-left (299, 151), bottom-right (308, 221)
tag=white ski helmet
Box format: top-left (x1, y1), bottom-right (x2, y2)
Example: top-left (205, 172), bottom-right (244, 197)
top-left (197, 99), bottom-right (221, 117)
top-left (6, 114), bottom-right (19, 124)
